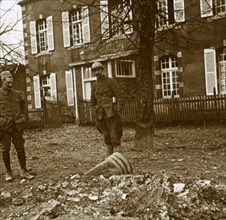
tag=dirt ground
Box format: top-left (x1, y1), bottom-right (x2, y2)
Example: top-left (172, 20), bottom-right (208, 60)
top-left (0, 123), bottom-right (225, 219)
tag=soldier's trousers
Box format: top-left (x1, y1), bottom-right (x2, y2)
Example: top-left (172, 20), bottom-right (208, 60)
top-left (96, 113), bottom-right (122, 147)
top-left (0, 123), bottom-right (26, 173)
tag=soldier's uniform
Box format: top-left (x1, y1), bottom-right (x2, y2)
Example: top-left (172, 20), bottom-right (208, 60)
top-left (90, 62), bottom-right (124, 156)
top-left (0, 71), bottom-right (33, 181)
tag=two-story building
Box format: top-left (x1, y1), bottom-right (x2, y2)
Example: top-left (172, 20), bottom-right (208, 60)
top-left (18, 0), bottom-right (226, 123)
top-left (154, 0), bottom-right (226, 99)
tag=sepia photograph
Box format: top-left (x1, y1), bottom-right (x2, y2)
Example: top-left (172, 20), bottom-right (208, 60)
top-left (0, 0), bottom-right (225, 219)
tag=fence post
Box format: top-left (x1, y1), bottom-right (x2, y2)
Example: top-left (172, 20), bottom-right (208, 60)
top-left (171, 92), bottom-right (176, 123)
top-left (42, 96), bottom-right (47, 128)
top-left (213, 87), bottom-right (219, 120)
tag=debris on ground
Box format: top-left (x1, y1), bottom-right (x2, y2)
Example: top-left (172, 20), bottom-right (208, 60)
top-left (0, 172), bottom-right (225, 220)
top-left (0, 124), bottom-right (225, 219)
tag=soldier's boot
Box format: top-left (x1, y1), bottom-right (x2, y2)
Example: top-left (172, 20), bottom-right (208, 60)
top-left (106, 144), bottom-right (113, 157)
top-left (17, 151), bottom-right (34, 180)
top-left (2, 152), bottom-right (13, 182)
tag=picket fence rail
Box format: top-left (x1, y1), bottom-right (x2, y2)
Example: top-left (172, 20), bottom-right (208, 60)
top-left (78, 94), bottom-right (226, 125)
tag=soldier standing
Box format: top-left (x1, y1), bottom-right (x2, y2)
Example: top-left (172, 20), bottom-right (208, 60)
top-left (90, 61), bottom-right (124, 157)
top-left (0, 71), bottom-right (34, 181)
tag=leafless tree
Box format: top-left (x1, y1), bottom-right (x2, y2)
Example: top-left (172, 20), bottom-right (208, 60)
top-left (0, 0), bottom-right (24, 67)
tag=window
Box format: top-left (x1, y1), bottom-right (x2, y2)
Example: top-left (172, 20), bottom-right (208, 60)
top-left (33, 73), bottom-right (57, 108)
top-left (219, 50), bottom-right (226, 94)
top-left (161, 56), bottom-right (179, 98)
top-left (40, 74), bottom-right (57, 101)
top-left (115, 60), bottom-right (135, 77)
top-left (215, 0), bottom-right (226, 14)
top-left (200, 0), bottom-right (226, 18)
top-left (41, 73), bottom-right (57, 101)
top-left (29, 16), bottom-right (54, 54)
top-left (62, 7), bottom-right (90, 48)
top-left (156, 0), bottom-right (185, 29)
top-left (156, 0), bottom-right (168, 28)
top-left (71, 9), bottom-right (83, 45)
top-left (82, 66), bottom-right (96, 101)
top-left (100, 0), bottom-right (133, 39)
top-left (41, 75), bottom-right (51, 98)
top-left (37, 19), bottom-right (48, 52)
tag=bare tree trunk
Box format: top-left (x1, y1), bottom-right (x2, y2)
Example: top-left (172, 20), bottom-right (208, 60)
top-left (134, 0), bottom-right (156, 150)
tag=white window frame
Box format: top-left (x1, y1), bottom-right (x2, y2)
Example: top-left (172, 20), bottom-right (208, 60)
top-left (200, 0), bottom-right (226, 18)
top-left (156, 0), bottom-right (185, 29)
top-left (29, 16), bottom-right (54, 54)
top-left (81, 66), bottom-right (96, 101)
top-left (115, 60), bottom-right (136, 78)
top-left (219, 60), bottom-right (226, 94)
top-left (156, 0), bottom-right (169, 28)
top-left (100, 0), bottom-right (133, 39)
top-left (214, 0), bottom-right (226, 15)
top-left (62, 7), bottom-right (90, 48)
top-left (40, 73), bottom-right (57, 101)
top-left (71, 8), bottom-right (83, 45)
top-left (41, 75), bottom-right (50, 98)
top-left (219, 52), bottom-right (226, 94)
top-left (161, 56), bottom-right (179, 98)
top-left (100, 0), bottom-right (110, 39)
top-left (37, 19), bottom-right (48, 52)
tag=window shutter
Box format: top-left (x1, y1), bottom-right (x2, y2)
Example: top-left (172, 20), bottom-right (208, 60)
top-left (124, 0), bottom-right (133, 34)
top-left (174, 0), bottom-right (185, 22)
top-left (62, 11), bottom-right (71, 47)
top-left (200, 0), bottom-right (213, 17)
top-left (204, 49), bottom-right (218, 95)
top-left (100, 0), bottom-right (109, 39)
top-left (65, 70), bottom-right (74, 106)
top-left (107, 61), bottom-right (112, 78)
top-left (47, 16), bottom-right (54, 51)
top-left (82, 7), bottom-right (91, 43)
top-left (50, 72), bottom-right (57, 101)
top-left (29, 21), bottom-right (38, 54)
top-left (33, 75), bottom-right (41, 108)
top-left (84, 82), bottom-right (92, 100)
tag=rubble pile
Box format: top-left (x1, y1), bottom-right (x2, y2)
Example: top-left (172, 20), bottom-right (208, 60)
top-left (0, 172), bottom-right (225, 220)
top-left (122, 173), bottom-right (226, 219)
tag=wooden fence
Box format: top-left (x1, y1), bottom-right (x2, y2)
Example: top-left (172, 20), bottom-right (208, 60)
top-left (28, 100), bottom-right (62, 128)
top-left (154, 95), bottom-right (226, 123)
top-left (44, 100), bottom-right (63, 127)
top-left (78, 94), bottom-right (226, 125)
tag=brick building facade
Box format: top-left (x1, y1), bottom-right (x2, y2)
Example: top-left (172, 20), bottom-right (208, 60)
top-left (18, 0), bottom-right (226, 122)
